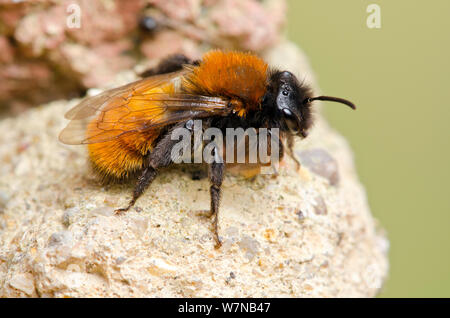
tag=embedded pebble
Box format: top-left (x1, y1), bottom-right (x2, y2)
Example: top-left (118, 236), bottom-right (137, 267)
top-left (91, 206), bottom-right (114, 216)
top-left (129, 217), bottom-right (149, 237)
top-left (67, 264), bottom-right (81, 272)
top-left (115, 256), bottom-right (127, 265)
top-left (48, 231), bottom-right (73, 247)
top-left (148, 258), bottom-right (178, 275)
top-left (297, 148), bottom-right (339, 185)
top-left (9, 273), bottom-right (35, 296)
top-left (238, 235), bottom-right (260, 261)
top-left (0, 191), bottom-right (10, 210)
top-left (296, 210), bottom-right (305, 221)
top-left (62, 207), bottom-right (80, 226)
top-left (313, 196), bottom-right (328, 215)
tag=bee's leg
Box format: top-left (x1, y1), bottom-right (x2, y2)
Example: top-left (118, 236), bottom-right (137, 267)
top-left (286, 134), bottom-right (301, 171)
top-left (114, 166), bottom-right (158, 214)
top-left (208, 159), bottom-right (225, 248)
top-left (139, 54), bottom-right (200, 77)
top-left (115, 126), bottom-right (182, 214)
top-left (266, 130), bottom-right (284, 177)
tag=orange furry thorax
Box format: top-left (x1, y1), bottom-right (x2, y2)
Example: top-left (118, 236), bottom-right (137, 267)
top-left (183, 50), bottom-right (269, 114)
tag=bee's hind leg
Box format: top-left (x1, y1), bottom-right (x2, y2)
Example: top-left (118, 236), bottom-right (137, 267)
top-left (115, 126), bottom-right (182, 214)
top-left (114, 166), bottom-right (158, 214)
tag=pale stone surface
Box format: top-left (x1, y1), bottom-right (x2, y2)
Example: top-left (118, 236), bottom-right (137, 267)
top-left (0, 42), bottom-right (388, 297)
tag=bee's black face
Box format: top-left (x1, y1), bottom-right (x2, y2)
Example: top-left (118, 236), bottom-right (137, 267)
top-left (267, 71), bottom-right (313, 138)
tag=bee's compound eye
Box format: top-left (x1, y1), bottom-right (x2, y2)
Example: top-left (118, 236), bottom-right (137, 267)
top-left (185, 119), bottom-right (194, 131)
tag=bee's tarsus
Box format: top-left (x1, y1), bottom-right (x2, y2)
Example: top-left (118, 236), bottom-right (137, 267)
top-left (114, 205), bottom-right (132, 215)
top-left (214, 237), bottom-right (222, 249)
top-left (213, 210), bottom-right (222, 248)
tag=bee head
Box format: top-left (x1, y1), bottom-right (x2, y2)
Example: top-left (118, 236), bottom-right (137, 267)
top-left (266, 71), bottom-right (356, 138)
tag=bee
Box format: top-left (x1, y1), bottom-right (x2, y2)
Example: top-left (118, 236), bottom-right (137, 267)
top-left (59, 50), bottom-right (355, 247)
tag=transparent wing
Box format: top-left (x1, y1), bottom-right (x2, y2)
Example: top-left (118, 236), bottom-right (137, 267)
top-left (59, 72), bottom-right (230, 145)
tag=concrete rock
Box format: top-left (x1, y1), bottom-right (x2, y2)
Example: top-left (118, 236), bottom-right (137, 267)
top-left (0, 42), bottom-right (388, 297)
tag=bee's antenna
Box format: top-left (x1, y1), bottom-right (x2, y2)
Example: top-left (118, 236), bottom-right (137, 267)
top-left (305, 96), bottom-right (356, 110)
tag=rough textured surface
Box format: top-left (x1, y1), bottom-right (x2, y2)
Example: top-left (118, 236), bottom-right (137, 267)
top-left (0, 42), bottom-right (388, 297)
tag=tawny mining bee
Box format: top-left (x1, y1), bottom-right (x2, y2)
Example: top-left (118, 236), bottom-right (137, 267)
top-left (60, 50), bottom-right (355, 247)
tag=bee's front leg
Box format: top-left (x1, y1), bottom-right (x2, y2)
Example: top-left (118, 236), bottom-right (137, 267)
top-left (286, 134), bottom-right (301, 171)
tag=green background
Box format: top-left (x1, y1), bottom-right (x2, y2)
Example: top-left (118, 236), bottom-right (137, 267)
top-left (287, 0), bottom-right (450, 297)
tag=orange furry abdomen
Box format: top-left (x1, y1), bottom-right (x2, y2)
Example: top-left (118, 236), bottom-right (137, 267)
top-left (183, 50), bottom-right (268, 115)
top-left (87, 130), bottom-right (158, 180)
